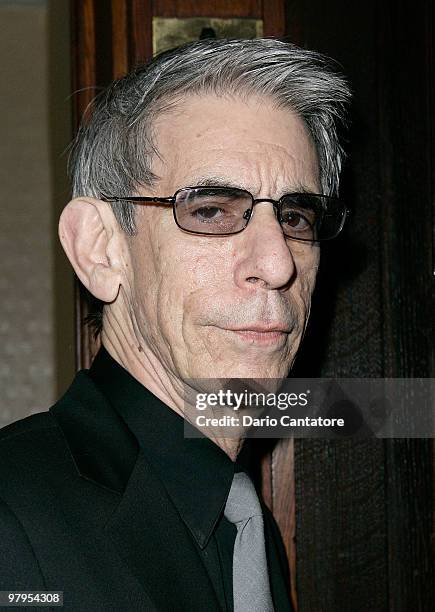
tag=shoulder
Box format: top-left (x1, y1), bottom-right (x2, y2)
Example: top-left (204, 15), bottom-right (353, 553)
top-left (0, 407), bottom-right (84, 590)
top-left (0, 410), bottom-right (65, 473)
top-left (0, 415), bottom-right (59, 588)
top-left (0, 371), bottom-right (97, 484)
top-left (0, 369), bottom-right (101, 460)
top-left (0, 401), bottom-right (70, 457)
top-left (0, 368), bottom-right (97, 448)
top-left (0, 368), bottom-right (138, 492)
top-left (0, 495), bottom-right (45, 588)
top-left (0, 410), bottom-right (57, 443)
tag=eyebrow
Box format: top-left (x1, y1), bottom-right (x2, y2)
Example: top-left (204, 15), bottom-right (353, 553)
top-left (186, 176), bottom-right (246, 190)
top-left (183, 175), bottom-right (316, 196)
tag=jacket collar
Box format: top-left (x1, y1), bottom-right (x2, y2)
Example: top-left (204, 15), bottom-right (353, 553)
top-left (88, 346), bottom-right (236, 549)
top-left (50, 367), bottom-right (139, 493)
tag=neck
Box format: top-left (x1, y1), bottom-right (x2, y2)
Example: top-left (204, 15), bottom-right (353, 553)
top-left (101, 309), bottom-right (243, 461)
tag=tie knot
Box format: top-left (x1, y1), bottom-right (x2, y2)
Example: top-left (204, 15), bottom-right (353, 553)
top-left (224, 472), bottom-right (263, 525)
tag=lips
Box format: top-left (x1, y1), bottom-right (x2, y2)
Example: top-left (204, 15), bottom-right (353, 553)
top-left (221, 325), bottom-right (290, 347)
top-left (225, 324), bottom-right (290, 333)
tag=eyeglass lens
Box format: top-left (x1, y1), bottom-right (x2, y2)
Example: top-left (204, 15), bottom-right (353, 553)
top-left (174, 187), bottom-right (344, 241)
top-left (174, 188), bottom-right (251, 235)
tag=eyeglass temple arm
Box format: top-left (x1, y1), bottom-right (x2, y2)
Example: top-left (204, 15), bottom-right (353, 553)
top-left (101, 194), bottom-right (175, 204)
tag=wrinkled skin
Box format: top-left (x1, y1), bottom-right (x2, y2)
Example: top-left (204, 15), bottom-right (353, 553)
top-left (107, 94), bottom-right (319, 387)
top-left (62, 94), bottom-right (321, 458)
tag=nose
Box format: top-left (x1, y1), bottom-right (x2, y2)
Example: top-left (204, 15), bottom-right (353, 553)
top-left (233, 202), bottom-right (296, 290)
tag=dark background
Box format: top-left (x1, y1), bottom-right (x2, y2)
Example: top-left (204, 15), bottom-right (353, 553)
top-left (286, 1), bottom-right (434, 610)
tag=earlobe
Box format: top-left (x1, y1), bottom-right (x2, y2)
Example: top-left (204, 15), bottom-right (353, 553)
top-left (58, 197), bottom-right (123, 303)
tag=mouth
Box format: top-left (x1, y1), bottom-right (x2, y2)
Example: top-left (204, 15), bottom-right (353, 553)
top-left (223, 325), bottom-right (290, 346)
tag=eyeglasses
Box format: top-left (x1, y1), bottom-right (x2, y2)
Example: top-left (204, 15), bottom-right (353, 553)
top-left (101, 186), bottom-right (348, 243)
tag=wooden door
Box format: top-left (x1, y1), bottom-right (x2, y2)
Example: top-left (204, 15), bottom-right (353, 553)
top-left (287, 1), bottom-right (433, 610)
top-left (71, 1), bottom-right (433, 610)
top-left (70, 0), bottom-right (298, 605)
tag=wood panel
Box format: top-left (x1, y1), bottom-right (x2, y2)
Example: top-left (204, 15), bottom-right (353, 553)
top-left (72, 0), bottom-right (96, 109)
top-left (153, 0), bottom-right (262, 18)
top-left (262, 0), bottom-right (285, 37)
top-left (272, 439), bottom-right (297, 608)
top-left (130, 0), bottom-right (153, 64)
top-left (287, 0), bottom-right (433, 610)
top-left (71, 0), bottom-right (97, 370)
top-left (111, 0), bottom-right (129, 78)
top-left (376, 1), bottom-right (433, 608)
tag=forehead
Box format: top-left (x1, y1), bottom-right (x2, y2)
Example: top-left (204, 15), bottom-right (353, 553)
top-left (151, 93), bottom-right (320, 196)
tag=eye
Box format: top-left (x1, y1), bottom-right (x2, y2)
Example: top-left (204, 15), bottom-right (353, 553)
top-left (191, 205), bottom-right (226, 222)
top-left (174, 187), bottom-right (253, 235)
top-left (280, 209), bottom-right (313, 231)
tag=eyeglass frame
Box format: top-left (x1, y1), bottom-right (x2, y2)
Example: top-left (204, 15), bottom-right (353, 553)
top-left (101, 185), bottom-right (349, 243)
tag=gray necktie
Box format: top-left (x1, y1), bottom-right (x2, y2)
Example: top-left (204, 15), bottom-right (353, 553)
top-left (224, 472), bottom-right (274, 612)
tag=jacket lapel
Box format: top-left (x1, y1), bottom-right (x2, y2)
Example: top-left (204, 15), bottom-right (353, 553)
top-left (52, 372), bottom-right (221, 611)
top-left (106, 449), bottom-right (221, 611)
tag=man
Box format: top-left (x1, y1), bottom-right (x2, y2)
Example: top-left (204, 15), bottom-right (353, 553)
top-left (0, 39), bottom-right (350, 610)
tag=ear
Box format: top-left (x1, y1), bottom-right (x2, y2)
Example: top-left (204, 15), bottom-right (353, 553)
top-left (58, 197), bottom-right (125, 303)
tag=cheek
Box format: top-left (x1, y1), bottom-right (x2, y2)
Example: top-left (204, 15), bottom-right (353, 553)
top-left (144, 241), bottom-right (233, 337)
top-left (290, 249), bottom-right (319, 313)
top-left (300, 256), bottom-right (319, 296)
top-left (166, 250), bottom-right (230, 319)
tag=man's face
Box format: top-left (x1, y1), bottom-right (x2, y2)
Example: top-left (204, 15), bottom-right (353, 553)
top-left (124, 94), bottom-right (320, 383)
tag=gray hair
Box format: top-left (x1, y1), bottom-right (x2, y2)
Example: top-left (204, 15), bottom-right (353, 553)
top-left (69, 38), bottom-right (351, 234)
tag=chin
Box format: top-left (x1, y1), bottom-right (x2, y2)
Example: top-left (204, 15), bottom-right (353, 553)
top-left (198, 361), bottom-right (290, 381)
top-left (186, 364), bottom-right (288, 402)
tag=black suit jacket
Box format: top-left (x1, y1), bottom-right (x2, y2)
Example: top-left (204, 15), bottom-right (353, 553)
top-left (0, 370), bottom-right (292, 611)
